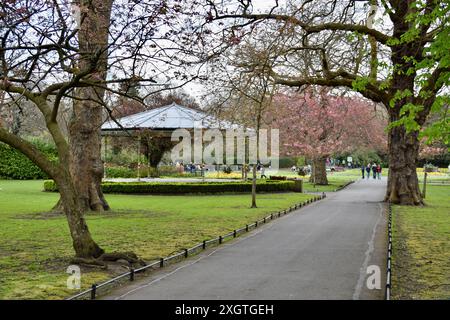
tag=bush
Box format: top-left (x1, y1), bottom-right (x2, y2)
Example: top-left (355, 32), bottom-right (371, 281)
top-left (105, 166), bottom-right (137, 178)
top-left (279, 157), bottom-right (298, 168)
top-left (44, 180), bottom-right (299, 194)
top-left (0, 141), bottom-right (57, 180)
top-left (269, 175), bottom-right (287, 180)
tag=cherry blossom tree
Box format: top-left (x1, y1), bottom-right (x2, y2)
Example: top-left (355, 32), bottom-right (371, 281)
top-left (272, 87), bottom-right (387, 184)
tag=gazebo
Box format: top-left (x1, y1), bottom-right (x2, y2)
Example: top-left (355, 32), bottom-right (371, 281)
top-left (100, 103), bottom-right (239, 178)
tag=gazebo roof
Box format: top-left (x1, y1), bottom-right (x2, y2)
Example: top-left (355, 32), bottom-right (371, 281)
top-left (101, 103), bottom-right (239, 131)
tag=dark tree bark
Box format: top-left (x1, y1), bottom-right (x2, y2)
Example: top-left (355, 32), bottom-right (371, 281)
top-left (384, 4), bottom-right (423, 205)
top-left (384, 115), bottom-right (423, 205)
top-left (56, 174), bottom-right (104, 258)
top-left (68, 0), bottom-right (113, 212)
top-left (69, 96), bottom-right (109, 211)
top-left (309, 157), bottom-right (328, 185)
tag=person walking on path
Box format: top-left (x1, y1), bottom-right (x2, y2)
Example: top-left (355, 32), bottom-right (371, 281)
top-left (260, 165), bottom-right (267, 179)
top-left (366, 164), bottom-right (371, 179)
top-left (361, 164), bottom-right (365, 179)
top-left (376, 164), bottom-right (382, 180)
top-left (372, 163), bottom-right (377, 179)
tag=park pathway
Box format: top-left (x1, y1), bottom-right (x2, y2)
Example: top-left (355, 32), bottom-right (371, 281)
top-left (106, 177), bottom-right (388, 300)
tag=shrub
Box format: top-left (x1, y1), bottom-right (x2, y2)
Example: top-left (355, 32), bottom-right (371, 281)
top-left (0, 141), bottom-right (57, 180)
top-left (44, 180), bottom-right (299, 194)
top-left (279, 157), bottom-right (298, 168)
top-left (105, 166), bottom-right (137, 178)
top-left (269, 175), bottom-right (287, 180)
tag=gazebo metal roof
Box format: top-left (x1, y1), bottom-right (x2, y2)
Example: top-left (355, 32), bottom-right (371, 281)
top-left (101, 103), bottom-right (239, 131)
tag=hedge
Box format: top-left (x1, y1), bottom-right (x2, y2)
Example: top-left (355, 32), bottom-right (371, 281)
top-left (0, 141), bottom-right (57, 180)
top-left (43, 180), bottom-right (303, 194)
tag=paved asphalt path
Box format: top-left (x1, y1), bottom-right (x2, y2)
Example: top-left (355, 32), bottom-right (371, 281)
top-left (106, 177), bottom-right (388, 300)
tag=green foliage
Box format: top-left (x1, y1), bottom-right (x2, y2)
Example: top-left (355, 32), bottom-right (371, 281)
top-left (335, 149), bottom-right (385, 167)
top-left (352, 76), bottom-right (370, 92)
top-left (105, 166), bottom-right (138, 178)
top-left (279, 157), bottom-right (299, 168)
top-left (388, 1), bottom-right (450, 141)
top-left (44, 180), bottom-right (298, 194)
top-left (0, 141), bottom-right (57, 180)
top-left (105, 148), bottom-right (139, 167)
top-left (296, 156), bottom-right (306, 167)
top-left (268, 176), bottom-right (287, 180)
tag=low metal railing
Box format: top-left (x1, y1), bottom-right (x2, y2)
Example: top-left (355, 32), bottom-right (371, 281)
top-left (386, 205), bottom-right (393, 300)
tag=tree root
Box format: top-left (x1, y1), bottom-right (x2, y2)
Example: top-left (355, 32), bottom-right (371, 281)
top-left (70, 257), bottom-right (108, 269)
top-left (99, 251), bottom-right (146, 266)
top-left (70, 251), bottom-right (145, 269)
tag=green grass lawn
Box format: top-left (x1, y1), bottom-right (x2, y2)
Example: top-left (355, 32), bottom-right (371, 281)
top-left (392, 185), bottom-right (450, 300)
top-left (0, 180), bottom-right (314, 300)
top-left (302, 169), bottom-right (360, 192)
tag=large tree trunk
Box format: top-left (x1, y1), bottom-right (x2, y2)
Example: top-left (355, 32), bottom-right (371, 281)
top-left (384, 121), bottom-right (423, 205)
top-left (67, 0), bottom-right (113, 212)
top-left (384, 14), bottom-right (423, 206)
top-left (309, 157), bottom-right (328, 185)
top-left (56, 174), bottom-right (104, 258)
top-left (69, 98), bottom-right (109, 211)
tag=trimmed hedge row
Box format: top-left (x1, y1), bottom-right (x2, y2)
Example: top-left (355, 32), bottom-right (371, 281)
top-left (43, 180), bottom-right (302, 194)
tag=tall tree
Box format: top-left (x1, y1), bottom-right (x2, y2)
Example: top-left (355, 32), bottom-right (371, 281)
top-left (199, 0), bottom-right (450, 205)
top-left (204, 33), bottom-right (279, 208)
top-left (0, 0), bottom-right (201, 259)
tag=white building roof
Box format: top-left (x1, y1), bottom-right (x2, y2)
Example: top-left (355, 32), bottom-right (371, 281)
top-left (101, 103), bottom-right (239, 131)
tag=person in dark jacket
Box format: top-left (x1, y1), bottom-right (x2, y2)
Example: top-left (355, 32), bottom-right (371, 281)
top-left (361, 164), bottom-right (365, 179)
top-left (372, 163), bottom-right (377, 179)
top-left (366, 164), bottom-right (371, 179)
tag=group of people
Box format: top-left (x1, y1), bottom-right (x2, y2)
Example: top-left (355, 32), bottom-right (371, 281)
top-left (175, 162), bottom-right (205, 174)
top-left (361, 163), bottom-right (382, 180)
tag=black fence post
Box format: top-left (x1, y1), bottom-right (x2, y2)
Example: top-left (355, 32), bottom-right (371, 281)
top-left (90, 284), bottom-right (97, 300)
top-left (159, 258), bottom-right (164, 268)
top-left (184, 248), bottom-right (188, 258)
top-left (255, 221), bottom-right (258, 227)
top-left (246, 224), bottom-right (249, 232)
top-left (233, 230), bottom-right (237, 238)
top-left (219, 236), bottom-right (223, 244)
top-left (130, 267), bottom-right (135, 281)
top-left (263, 217), bottom-right (266, 223)
top-left (202, 240), bottom-right (206, 249)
